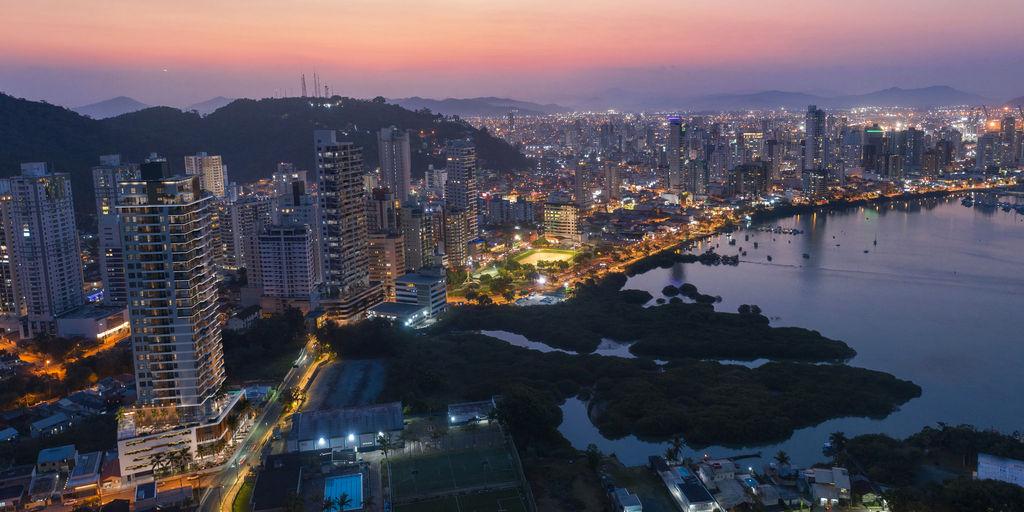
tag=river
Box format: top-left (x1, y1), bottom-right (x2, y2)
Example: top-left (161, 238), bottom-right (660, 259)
top-left (558, 195), bottom-right (1024, 466)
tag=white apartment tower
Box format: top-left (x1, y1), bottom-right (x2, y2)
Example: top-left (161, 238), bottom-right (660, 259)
top-left (443, 139), bottom-right (479, 253)
top-left (118, 162), bottom-right (225, 418)
top-left (377, 126), bottom-right (412, 201)
top-left (184, 152), bottom-right (228, 198)
top-left (0, 163), bottom-right (84, 338)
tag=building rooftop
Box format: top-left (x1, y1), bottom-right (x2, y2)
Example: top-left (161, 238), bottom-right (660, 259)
top-left (678, 479), bottom-right (715, 504)
top-left (290, 402), bottom-right (404, 442)
top-left (368, 302), bottom-right (426, 316)
top-left (66, 451), bottom-right (103, 488)
top-left (31, 412), bottom-right (70, 431)
top-left (37, 444), bottom-right (76, 466)
top-left (57, 303), bottom-right (127, 321)
top-left (395, 273), bottom-right (445, 286)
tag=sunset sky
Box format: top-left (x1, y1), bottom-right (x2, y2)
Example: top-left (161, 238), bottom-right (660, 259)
top-left (3, 0), bottom-right (1023, 107)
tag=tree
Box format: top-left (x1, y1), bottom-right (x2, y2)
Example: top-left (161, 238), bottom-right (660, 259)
top-left (321, 497), bottom-right (337, 512)
top-left (584, 444), bottom-right (602, 471)
top-left (826, 431), bottom-right (848, 463)
top-left (377, 433), bottom-right (393, 463)
top-left (336, 493), bottom-right (352, 511)
top-left (665, 435), bottom-right (684, 462)
top-left (774, 450), bottom-right (791, 467)
top-left (495, 386), bottom-right (561, 447)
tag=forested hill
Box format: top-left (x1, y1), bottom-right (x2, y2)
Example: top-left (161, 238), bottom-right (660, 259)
top-left (0, 94), bottom-right (530, 221)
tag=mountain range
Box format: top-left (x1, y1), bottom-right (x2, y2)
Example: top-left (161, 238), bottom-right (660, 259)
top-left (391, 96), bottom-right (569, 117)
top-left (72, 96), bottom-right (238, 119)
top-left (1, 93), bottom-right (529, 220)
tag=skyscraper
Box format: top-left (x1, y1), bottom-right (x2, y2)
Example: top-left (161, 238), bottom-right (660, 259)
top-left (667, 116), bottom-right (684, 191)
top-left (377, 126), bottom-right (412, 201)
top-left (803, 105), bottom-right (827, 172)
top-left (92, 155), bottom-right (140, 307)
top-left (315, 130), bottom-right (380, 321)
top-left (184, 152), bottom-right (228, 198)
top-left (0, 163), bottom-right (84, 338)
top-left (442, 207), bottom-right (472, 268)
top-left (572, 162), bottom-right (591, 210)
top-left (603, 160), bottom-right (621, 201)
top-left (116, 163), bottom-right (243, 482)
top-left (367, 232), bottom-right (406, 300)
top-left (118, 162), bottom-right (224, 417)
top-left (443, 139), bottom-right (479, 241)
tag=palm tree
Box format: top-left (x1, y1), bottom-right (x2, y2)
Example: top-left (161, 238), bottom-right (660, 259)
top-left (150, 452), bottom-right (168, 479)
top-left (321, 496), bottom-right (337, 512)
top-left (774, 450), bottom-right (791, 467)
top-left (336, 493), bottom-right (352, 511)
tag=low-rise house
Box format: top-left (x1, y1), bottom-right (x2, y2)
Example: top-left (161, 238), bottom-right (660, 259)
top-left (650, 456), bottom-right (722, 512)
top-left (698, 459), bottom-right (739, 490)
top-left (612, 487), bottom-right (643, 512)
top-left (62, 451), bottom-right (104, 504)
top-left (30, 413), bottom-right (72, 438)
top-left (800, 467), bottom-right (851, 508)
top-left (36, 445), bottom-right (76, 474)
top-left (0, 484), bottom-right (25, 512)
top-left (0, 427), bottom-right (18, 443)
top-left (447, 398), bottom-right (497, 425)
top-left (26, 473), bottom-right (59, 510)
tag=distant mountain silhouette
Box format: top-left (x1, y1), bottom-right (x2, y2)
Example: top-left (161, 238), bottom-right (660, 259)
top-left (1004, 96), bottom-right (1024, 108)
top-left (73, 96), bottom-right (150, 119)
top-left (187, 96), bottom-right (234, 115)
top-left (0, 93), bottom-right (529, 221)
top-left (392, 96), bottom-right (569, 117)
top-left (574, 85), bottom-right (988, 111)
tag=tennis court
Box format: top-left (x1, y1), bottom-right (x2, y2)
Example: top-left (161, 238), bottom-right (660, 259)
top-left (388, 447), bottom-right (518, 501)
top-left (393, 488), bottom-right (528, 512)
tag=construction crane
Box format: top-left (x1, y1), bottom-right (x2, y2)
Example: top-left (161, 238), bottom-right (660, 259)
top-left (300, 74), bottom-right (307, 98)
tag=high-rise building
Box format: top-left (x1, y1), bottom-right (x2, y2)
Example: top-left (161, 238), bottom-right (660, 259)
top-left (603, 161), bottom-right (621, 201)
top-left (728, 163), bottom-right (769, 197)
top-left (1000, 116), bottom-right (1018, 167)
top-left (426, 166), bottom-right (447, 199)
top-left (378, 127), bottom-right (412, 201)
top-left (116, 163), bottom-right (244, 482)
top-left (92, 155), bottom-right (140, 307)
top-left (803, 105), bottom-right (827, 172)
top-left (118, 162), bottom-right (224, 417)
top-left (0, 184), bottom-right (19, 321)
top-left (543, 196), bottom-right (582, 244)
top-left (975, 133), bottom-right (999, 172)
top-left (259, 224), bottom-right (321, 313)
top-left (0, 163), bottom-right (84, 338)
top-left (442, 207), bottom-right (472, 268)
top-left (667, 116), bottom-right (684, 191)
top-left (315, 130), bottom-right (380, 321)
top-left (443, 139), bottom-right (479, 242)
top-left (184, 152), bottom-right (228, 198)
top-left (400, 203), bottom-right (442, 271)
top-left (367, 187), bottom-right (399, 233)
top-left (220, 196), bottom-right (274, 284)
top-left (573, 163), bottom-right (591, 210)
top-left (368, 232), bottom-right (406, 300)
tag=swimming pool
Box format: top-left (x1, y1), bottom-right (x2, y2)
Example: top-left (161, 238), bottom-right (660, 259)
top-left (324, 474), bottom-right (363, 511)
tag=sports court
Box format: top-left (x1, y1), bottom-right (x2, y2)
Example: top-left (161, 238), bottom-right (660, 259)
top-left (393, 488), bottom-right (528, 512)
top-left (388, 447), bottom-right (518, 501)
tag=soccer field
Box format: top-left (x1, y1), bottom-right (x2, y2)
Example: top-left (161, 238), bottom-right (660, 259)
top-left (388, 447), bottom-right (518, 501)
top-left (513, 248), bottom-right (577, 266)
top-left (393, 488), bottom-right (528, 512)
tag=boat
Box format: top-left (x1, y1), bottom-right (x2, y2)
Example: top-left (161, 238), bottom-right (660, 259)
top-left (863, 250), bottom-right (869, 253)
top-left (802, 253), bottom-right (810, 259)
top-left (766, 255), bottom-right (773, 262)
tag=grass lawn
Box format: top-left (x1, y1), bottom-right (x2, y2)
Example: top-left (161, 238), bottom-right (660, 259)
top-left (513, 248), bottom-right (577, 266)
top-left (232, 478), bottom-right (254, 512)
top-left (389, 447), bottom-right (519, 501)
top-left (393, 488), bottom-right (528, 512)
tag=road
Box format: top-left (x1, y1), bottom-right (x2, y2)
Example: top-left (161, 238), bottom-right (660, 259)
top-left (197, 344), bottom-right (324, 512)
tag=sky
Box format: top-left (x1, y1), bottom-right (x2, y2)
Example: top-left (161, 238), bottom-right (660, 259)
top-left (2, 0), bottom-right (1023, 107)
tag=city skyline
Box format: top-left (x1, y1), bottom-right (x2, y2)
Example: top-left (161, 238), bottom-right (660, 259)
top-left (3, 0), bottom-right (1024, 106)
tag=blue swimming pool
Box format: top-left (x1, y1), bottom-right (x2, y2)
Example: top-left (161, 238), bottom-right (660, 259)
top-left (324, 474), bottom-right (363, 511)
top-left (675, 467), bottom-right (691, 478)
